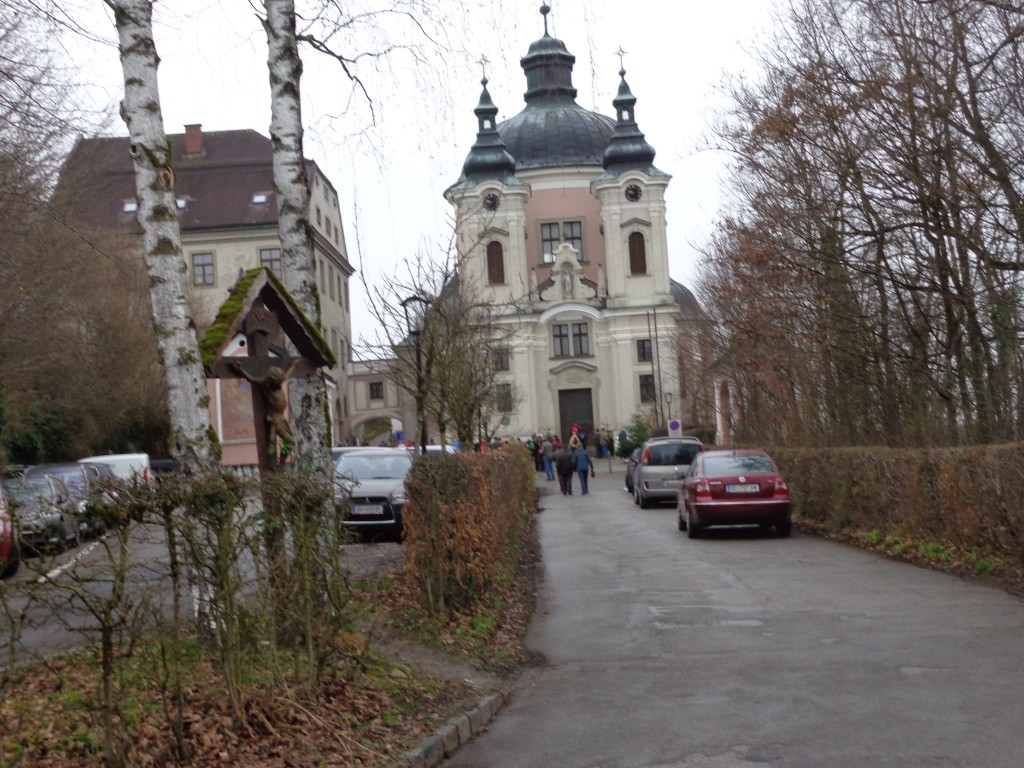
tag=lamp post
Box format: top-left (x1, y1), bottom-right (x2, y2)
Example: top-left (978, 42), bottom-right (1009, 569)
top-left (401, 294), bottom-right (429, 455)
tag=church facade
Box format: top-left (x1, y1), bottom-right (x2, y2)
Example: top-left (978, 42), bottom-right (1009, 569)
top-left (444, 9), bottom-right (703, 443)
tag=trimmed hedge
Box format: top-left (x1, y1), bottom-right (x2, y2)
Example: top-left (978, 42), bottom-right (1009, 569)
top-left (402, 443), bottom-right (535, 615)
top-left (773, 444), bottom-right (1024, 569)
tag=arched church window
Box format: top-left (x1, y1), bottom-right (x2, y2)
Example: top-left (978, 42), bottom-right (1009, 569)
top-left (629, 232), bottom-right (647, 275)
top-left (487, 241), bottom-right (505, 284)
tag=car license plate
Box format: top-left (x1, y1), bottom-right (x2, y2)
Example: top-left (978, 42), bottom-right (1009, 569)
top-left (726, 484), bottom-right (760, 493)
top-left (663, 479), bottom-right (680, 487)
top-left (351, 504), bottom-right (384, 516)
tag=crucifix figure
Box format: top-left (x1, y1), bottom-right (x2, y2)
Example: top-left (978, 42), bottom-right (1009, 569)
top-left (230, 357), bottom-right (301, 452)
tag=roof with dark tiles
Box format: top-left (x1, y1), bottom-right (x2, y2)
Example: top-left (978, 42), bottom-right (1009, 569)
top-left (54, 129), bottom-right (280, 234)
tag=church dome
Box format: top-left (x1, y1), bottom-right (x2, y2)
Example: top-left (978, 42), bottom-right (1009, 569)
top-left (497, 102), bottom-right (615, 171)
top-left (487, 4), bottom-right (614, 173)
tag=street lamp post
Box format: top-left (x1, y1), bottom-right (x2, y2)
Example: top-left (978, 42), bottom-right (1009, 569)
top-left (401, 294), bottom-right (429, 455)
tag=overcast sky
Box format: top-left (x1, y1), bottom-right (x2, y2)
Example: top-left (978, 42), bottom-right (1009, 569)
top-left (73, 1), bottom-right (776, 356)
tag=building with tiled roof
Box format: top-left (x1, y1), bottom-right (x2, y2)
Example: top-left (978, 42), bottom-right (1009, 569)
top-left (55, 126), bottom-right (356, 462)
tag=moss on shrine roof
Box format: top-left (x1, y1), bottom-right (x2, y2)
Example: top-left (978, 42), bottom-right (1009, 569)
top-left (201, 267), bottom-right (336, 370)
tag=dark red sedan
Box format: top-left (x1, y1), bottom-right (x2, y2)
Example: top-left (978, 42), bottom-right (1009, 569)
top-left (677, 449), bottom-right (792, 538)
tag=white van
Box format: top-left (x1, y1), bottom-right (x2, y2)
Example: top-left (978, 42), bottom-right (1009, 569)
top-left (78, 453), bottom-right (153, 486)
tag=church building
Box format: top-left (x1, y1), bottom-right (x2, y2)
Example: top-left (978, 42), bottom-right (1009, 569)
top-left (444, 5), bottom-right (703, 442)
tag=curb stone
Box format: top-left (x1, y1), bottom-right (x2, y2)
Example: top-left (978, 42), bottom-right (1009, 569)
top-left (391, 691), bottom-right (507, 767)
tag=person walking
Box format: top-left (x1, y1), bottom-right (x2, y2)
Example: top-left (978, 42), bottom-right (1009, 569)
top-left (573, 444), bottom-right (595, 495)
top-left (556, 445), bottom-right (575, 495)
top-left (541, 435), bottom-right (555, 481)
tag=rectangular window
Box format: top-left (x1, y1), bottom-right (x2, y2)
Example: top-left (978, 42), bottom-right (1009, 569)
top-left (540, 220), bottom-right (585, 262)
top-left (572, 322), bottom-right (590, 355)
top-left (541, 223), bottom-right (560, 263)
top-left (552, 323), bottom-right (571, 357)
top-left (192, 253), bottom-right (214, 286)
top-left (493, 347), bottom-right (510, 371)
top-left (369, 381), bottom-right (384, 400)
top-left (563, 221), bottom-right (583, 256)
top-left (495, 383), bottom-right (513, 412)
top-left (259, 248), bottom-right (282, 277)
top-left (316, 206), bottom-right (321, 225)
top-left (640, 374), bottom-right (656, 403)
top-left (329, 265), bottom-right (336, 300)
top-left (637, 339), bottom-right (653, 363)
top-left (319, 259), bottom-right (326, 292)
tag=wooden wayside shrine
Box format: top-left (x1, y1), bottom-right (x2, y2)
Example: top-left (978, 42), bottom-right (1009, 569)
top-left (202, 267), bottom-right (335, 477)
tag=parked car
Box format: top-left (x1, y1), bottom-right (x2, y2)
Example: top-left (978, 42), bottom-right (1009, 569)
top-left (335, 448), bottom-right (414, 541)
top-left (78, 453), bottom-right (153, 487)
top-left (405, 444), bottom-right (459, 455)
top-left (624, 447), bottom-right (641, 494)
top-left (25, 462), bottom-right (118, 538)
top-left (678, 449), bottom-right (792, 538)
top-left (1, 475), bottom-right (80, 553)
top-left (0, 481), bottom-right (19, 577)
top-left (632, 436), bottom-right (704, 508)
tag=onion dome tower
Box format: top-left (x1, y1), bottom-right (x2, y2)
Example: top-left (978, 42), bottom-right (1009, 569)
top-left (600, 67), bottom-right (663, 178)
top-left (495, 4), bottom-right (615, 170)
top-left (457, 77), bottom-right (519, 186)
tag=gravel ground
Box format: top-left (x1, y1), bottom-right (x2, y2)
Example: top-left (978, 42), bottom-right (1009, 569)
top-left (343, 541), bottom-right (404, 579)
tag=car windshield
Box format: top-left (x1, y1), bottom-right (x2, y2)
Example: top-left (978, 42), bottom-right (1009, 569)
top-left (41, 468), bottom-right (87, 497)
top-left (703, 455), bottom-right (775, 475)
top-left (2, 477), bottom-right (52, 503)
top-left (336, 455), bottom-right (412, 481)
top-left (648, 444), bottom-right (701, 466)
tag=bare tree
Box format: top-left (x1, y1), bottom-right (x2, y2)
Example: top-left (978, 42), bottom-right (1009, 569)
top-left (259, 0), bottom-right (333, 474)
top-left (104, 0), bottom-right (216, 471)
top-left (701, 0), bottom-right (1024, 448)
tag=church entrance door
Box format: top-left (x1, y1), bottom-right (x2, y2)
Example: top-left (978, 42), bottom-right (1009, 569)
top-left (558, 388), bottom-right (593, 446)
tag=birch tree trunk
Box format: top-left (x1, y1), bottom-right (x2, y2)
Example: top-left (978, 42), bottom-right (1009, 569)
top-left (262, 0), bottom-right (332, 476)
top-left (106, 0), bottom-right (216, 472)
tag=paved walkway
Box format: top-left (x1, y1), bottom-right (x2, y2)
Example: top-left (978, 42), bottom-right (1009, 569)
top-left (444, 459), bottom-right (1024, 768)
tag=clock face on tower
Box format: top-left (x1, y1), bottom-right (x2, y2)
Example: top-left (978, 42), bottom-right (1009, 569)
top-left (483, 192), bottom-right (500, 211)
top-left (625, 184), bottom-right (642, 202)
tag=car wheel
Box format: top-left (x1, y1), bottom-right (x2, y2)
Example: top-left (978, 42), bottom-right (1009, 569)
top-left (677, 507), bottom-right (687, 531)
top-left (638, 489), bottom-right (651, 509)
top-left (776, 518), bottom-right (792, 538)
top-left (632, 486), bottom-right (640, 506)
top-left (686, 510), bottom-right (701, 539)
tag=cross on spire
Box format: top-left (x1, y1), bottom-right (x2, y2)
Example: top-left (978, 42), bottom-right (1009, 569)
top-left (477, 54), bottom-right (490, 81)
top-left (540, 3), bottom-right (550, 35)
top-left (615, 46), bottom-right (628, 70)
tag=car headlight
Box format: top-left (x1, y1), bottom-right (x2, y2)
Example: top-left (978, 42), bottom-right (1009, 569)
top-left (389, 489), bottom-right (407, 505)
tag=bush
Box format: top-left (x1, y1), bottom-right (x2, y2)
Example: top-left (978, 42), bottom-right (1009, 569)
top-left (772, 444), bottom-right (1024, 572)
top-left (402, 444), bottom-right (535, 616)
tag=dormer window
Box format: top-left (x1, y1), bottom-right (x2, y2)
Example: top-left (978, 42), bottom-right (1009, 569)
top-left (122, 200), bottom-right (138, 213)
top-left (252, 193), bottom-right (269, 205)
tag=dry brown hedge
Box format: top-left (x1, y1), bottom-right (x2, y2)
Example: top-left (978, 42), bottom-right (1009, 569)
top-left (401, 443), bottom-right (535, 615)
top-left (772, 444), bottom-right (1024, 568)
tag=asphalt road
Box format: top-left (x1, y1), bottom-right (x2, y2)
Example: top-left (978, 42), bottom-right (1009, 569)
top-left (445, 462), bottom-right (1024, 768)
